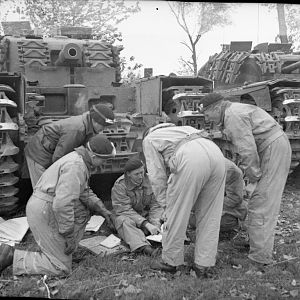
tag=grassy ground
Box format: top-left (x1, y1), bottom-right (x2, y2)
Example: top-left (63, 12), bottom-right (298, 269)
top-left (0, 177), bottom-right (300, 299)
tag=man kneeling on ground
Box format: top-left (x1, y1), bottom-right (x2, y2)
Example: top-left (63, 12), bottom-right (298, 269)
top-left (0, 134), bottom-right (116, 276)
top-left (111, 156), bottom-right (163, 257)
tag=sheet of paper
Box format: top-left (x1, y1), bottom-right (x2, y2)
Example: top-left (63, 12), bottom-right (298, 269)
top-left (79, 235), bottom-right (129, 256)
top-left (100, 234), bottom-right (121, 248)
top-left (0, 217), bottom-right (29, 245)
top-left (85, 215), bottom-right (105, 232)
top-left (146, 234), bottom-right (162, 243)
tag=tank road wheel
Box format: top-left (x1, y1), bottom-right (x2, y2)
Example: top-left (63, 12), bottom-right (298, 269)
top-left (0, 85), bottom-right (20, 216)
top-left (271, 96), bottom-right (291, 131)
top-left (271, 90), bottom-right (300, 172)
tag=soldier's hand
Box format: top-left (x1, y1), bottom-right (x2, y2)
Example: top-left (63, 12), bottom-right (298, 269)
top-left (64, 234), bottom-right (76, 255)
top-left (245, 182), bottom-right (257, 198)
top-left (145, 222), bottom-right (161, 235)
top-left (103, 211), bottom-right (116, 232)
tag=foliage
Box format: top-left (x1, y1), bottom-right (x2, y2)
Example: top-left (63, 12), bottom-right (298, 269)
top-left (285, 5), bottom-right (300, 50)
top-left (120, 55), bottom-right (143, 85)
top-left (168, 2), bottom-right (233, 76)
top-left (262, 3), bottom-right (300, 48)
top-left (177, 56), bottom-right (194, 76)
top-left (3, 0), bottom-right (140, 43)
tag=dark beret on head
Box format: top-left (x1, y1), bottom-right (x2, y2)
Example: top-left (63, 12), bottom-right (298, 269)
top-left (124, 156), bottom-right (144, 173)
top-left (90, 104), bottom-right (115, 126)
top-left (88, 134), bottom-right (113, 156)
top-left (201, 93), bottom-right (224, 110)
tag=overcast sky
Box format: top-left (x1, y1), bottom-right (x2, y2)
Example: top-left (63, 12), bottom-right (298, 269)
top-left (1, 1), bottom-right (287, 76)
top-left (119, 1), bottom-right (280, 75)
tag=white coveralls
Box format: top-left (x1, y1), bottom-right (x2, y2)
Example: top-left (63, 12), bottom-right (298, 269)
top-left (13, 147), bottom-right (109, 276)
top-left (189, 158), bottom-right (247, 231)
top-left (111, 174), bottom-right (163, 251)
top-left (143, 124), bottom-right (226, 267)
top-left (222, 102), bottom-right (291, 264)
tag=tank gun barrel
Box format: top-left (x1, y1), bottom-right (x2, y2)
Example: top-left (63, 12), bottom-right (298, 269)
top-left (55, 43), bottom-right (82, 66)
top-left (281, 60), bottom-right (300, 74)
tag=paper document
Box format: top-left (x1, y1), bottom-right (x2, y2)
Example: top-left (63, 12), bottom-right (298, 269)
top-left (85, 215), bottom-right (105, 232)
top-left (79, 235), bottom-right (129, 256)
top-left (146, 234), bottom-right (162, 243)
top-left (100, 234), bottom-right (121, 248)
top-left (0, 216), bottom-right (29, 246)
top-left (146, 223), bottom-right (164, 243)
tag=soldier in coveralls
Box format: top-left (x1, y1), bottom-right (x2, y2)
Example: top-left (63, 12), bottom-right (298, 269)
top-left (200, 93), bottom-right (291, 266)
top-left (0, 134), bottom-right (116, 276)
top-left (143, 123), bottom-right (226, 278)
top-left (25, 103), bottom-right (115, 187)
top-left (112, 156), bottom-right (163, 257)
top-left (163, 99), bottom-right (247, 232)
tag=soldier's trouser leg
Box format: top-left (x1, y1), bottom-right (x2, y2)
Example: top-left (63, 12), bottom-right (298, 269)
top-left (162, 138), bottom-right (225, 267)
top-left (224, 159), bottom-right (247, 220)
top-left (220, 213), bottom-right (239, 232)
top-left (13, 195), bottom-right (85, 276)
top-left (25, 155), bottom-right (45, 188)
top-left (248, 134), bottom-right (291, 264)
top-left (115, 216), bottom-right (150, 251)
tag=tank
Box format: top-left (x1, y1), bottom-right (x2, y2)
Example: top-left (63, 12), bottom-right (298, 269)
top-left (197, 41), bottom-right (300, 172)
top-left (0, 21), bottom-right (215, 215)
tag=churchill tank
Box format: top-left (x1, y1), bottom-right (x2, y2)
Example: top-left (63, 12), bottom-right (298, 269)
top-left (198, 41), bottom-right (300, 172)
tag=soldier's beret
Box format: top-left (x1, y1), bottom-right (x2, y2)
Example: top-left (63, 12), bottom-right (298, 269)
top-left (90, 104), bottom-right (115, 126)
top-left (200, 93), bottom-right (224, 110)
top-left (124, 156), bottom-right (144, 173)
top-left (87, 134), bottom-right (116, 158)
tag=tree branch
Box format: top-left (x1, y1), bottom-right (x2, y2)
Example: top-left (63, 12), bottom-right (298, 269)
top-left (180, 41), bottom-right (193, 53)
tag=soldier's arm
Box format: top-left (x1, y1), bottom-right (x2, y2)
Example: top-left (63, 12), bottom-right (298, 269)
top-left (143, 176), bottom-right (163, 227)
top-left (52, 162), bottom-right (83, 235)
top-left (80, 188), bottom-right (111, 218)
top-left (52, 130), bottom-right (85, 163)
top-left (142, 137), bottom-right (168, 209)
top-left (226, 114), bottom-right (262, 183)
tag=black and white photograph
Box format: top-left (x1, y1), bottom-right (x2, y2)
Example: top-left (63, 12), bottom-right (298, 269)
top-left (0, 1), bottom-right (300, 299)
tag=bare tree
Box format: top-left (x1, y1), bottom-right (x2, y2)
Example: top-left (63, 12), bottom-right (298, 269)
top-left (276, 3), bottom-right (288, 43)
top-left (168, 2), bottom-right (232, 76)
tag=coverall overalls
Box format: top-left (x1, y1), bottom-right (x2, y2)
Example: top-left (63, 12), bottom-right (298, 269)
top-left (25, 112), bottom-right (95, 187)
top-left (189, 157), bottom-right (247, 231)
top-left (111, 174), bottom-right (163, 251)
top-left (13, 146), bottom-right (109, 276)
top-left (143, 124), bottom-right (226, 267)
top-left (221, 158), bottom-right (247, 229)
top-left (221, 102), bottom-right (291, 264)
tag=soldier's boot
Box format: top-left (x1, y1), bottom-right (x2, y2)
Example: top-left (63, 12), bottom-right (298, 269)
top-left (151, 260), bottom-right (177, 273)
top-left (193, 264), bottom-right (217, 279)
top-left (138, 245), bottom-right (161, 257)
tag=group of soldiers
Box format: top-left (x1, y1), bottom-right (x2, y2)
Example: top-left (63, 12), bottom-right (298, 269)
top-left (0, 92), bottom-right (291, 279)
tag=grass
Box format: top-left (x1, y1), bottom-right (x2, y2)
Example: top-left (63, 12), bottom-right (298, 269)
top-left (0, 177), bottom-right (300, 299)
